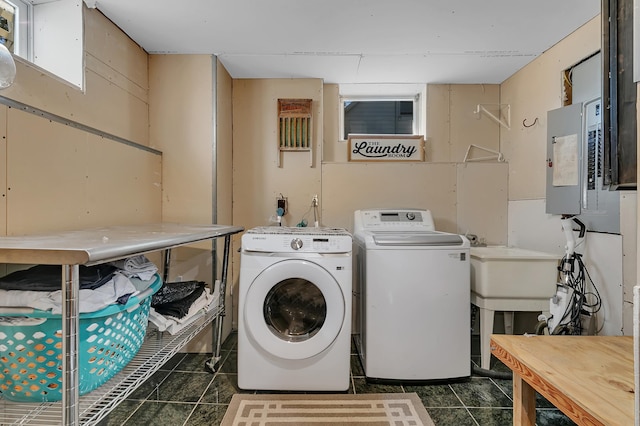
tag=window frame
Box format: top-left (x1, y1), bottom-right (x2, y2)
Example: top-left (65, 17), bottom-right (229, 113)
top-left (10, 0), bottom-right (30, 60)
top-left (339, 94), bottom-right (421, 141)
top-left (1, 0), bottom-right (83, 89)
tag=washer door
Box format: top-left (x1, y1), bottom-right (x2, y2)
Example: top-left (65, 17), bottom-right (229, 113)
top-left (244, 259), bottom-right (345, 360)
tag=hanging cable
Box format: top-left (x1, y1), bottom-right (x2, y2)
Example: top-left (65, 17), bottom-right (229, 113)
top-left (296, 197), bottom-right (315, 227)
top-left (312, 195), bottom-right (319, 227)
top-left (550, 251), bottom-right (602, 335)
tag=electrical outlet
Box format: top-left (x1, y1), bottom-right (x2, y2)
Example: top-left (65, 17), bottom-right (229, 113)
top-left (277, 197), bottom-right (287, 215)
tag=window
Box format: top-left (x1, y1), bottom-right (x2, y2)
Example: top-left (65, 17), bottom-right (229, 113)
top-left (13, 2), bottom-right (28, 60)
top-left (0, 0), bottom-right (83, 89)
top-left (0, 1), bottom-right (16, 50)
top-left (0, 0), bottom-right (29, 59)
top-left (343, 99), bottom-right (413, 136)
top-left (339, 94), bottom-right (421, 141)
top-left (338, 84), bottom-right (426, 141)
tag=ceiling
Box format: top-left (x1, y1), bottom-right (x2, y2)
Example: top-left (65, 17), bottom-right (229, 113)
top-left (92, 0), bottom-right (600, 86)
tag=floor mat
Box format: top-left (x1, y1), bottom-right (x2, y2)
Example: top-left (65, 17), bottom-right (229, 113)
top-left (220, 392), bottom-right (435, 426)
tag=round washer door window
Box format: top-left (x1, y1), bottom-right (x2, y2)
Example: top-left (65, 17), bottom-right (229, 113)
top-left (244, 259), bottom-right (345, 360)
top-left (263, 278), bottom-right (327, 342)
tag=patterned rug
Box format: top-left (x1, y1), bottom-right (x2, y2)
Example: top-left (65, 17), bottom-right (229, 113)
top-left (220, 392), bottom-right (435, 426)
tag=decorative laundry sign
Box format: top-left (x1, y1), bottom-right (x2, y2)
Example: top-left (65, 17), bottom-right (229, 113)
top-left (348, 135), bottom-right (425, 162)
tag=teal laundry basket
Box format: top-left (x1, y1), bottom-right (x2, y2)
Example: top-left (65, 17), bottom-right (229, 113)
top-left (0, 274), bottom-right (162, 402)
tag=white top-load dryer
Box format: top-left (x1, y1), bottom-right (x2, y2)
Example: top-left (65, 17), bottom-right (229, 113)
top-left (353, 208), bottom-right (470, 382)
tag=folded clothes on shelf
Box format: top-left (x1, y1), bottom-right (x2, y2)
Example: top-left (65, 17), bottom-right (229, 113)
top-left (149, 280), bottom-right (219, 335)
top-left (109, 254), bottom-right (158, 281)
top-left (152, 279), bottom-right (203, 305)
top-left (0, 264), bottom-right (119, 291)
top-left (153, 281), bottom-right (205, 319)
top-left (0, 256), bottom-right (159, 314)
top-left (0, 274), bottom-right (159, 314)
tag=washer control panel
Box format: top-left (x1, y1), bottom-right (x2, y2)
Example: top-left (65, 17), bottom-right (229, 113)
top-left (354, 209), bottom-right (436, 232)
top-left (290, 238), bottom-right (303, 250)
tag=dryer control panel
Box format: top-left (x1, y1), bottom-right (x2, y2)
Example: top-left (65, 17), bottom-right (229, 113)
top-left (354, 209), bottom-right (436, 232)
top-left (243, 226), bottom-right (352, 253)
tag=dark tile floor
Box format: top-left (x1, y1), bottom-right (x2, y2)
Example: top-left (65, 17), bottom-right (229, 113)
top-left (99, 333), bottom-right (575, 426)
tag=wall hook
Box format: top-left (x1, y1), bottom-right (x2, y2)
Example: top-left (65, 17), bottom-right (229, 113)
top-left (522, 117), bottom-right (538, 128)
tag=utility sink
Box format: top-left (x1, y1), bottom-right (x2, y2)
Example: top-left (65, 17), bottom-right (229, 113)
top-left (470, 246), bottom-right (560, 299)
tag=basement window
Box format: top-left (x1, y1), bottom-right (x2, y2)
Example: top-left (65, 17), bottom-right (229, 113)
top-left (339, 95), bottom-right (420, 141)
top-left (0, 0), bottom-right (23, 53)
top-left (2, 0), bottom-right (83, 89)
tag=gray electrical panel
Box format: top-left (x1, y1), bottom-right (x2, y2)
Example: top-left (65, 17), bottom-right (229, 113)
top-left (581, 98), bottom-right (620, 233)
top-left (546, 102), bottom-right (583, 215)
top-left (546, 99), bottom-right (620, 233)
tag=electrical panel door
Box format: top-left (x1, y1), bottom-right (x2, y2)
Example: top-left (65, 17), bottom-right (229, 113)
top-left (546, 103), bottom-right (583, 215)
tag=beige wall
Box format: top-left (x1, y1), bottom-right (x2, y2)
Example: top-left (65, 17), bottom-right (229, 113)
top-left (149, 54), bottom-right (214, 351)
top-left (231, 79), bottom-right (505, 237)
top-left (322, 83), bottom-right (501, 165)
top-left (5, 8), bottom-right (149, 146)
top-left (6, 107), bottom-right (161, 235)
top-left (232, 78), bottom-right (324, 231)
top-left (456, 162), bottom-right (508, 244)
top-left (501, 15), bottom-right (637, 335)
top-left (321, 162), bottom-right (508, 244)
top-left (149, 55), bottom-right (238, 350)
top-left (501, 16), bottom-right (601, 201)
top-left (427, 84), bottom-right (501, 163)
top-left (320, 83), bottom-right (505, 239)
top-left (149, 54), bottom-right (214, 225)
top-left (321, 162), bottom-right (459, 232)
top-left (0, 7), bottom-right (163, 309)
top-left (1, 6), bottom-right (160, 240)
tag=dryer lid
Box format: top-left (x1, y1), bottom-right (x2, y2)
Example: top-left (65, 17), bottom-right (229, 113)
top-left (372, 231), bottom-right (464, 246)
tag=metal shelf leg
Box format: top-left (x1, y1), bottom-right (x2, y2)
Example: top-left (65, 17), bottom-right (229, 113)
top-left (206, 234), bottom-right (231, 373)
top-left (62, 264), bottom-right (80, 426)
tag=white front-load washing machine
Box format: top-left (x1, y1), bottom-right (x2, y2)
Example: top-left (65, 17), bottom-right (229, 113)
top-left (353, 209), bottom-right (470, 382)
top-left (238, 226), bottom-right (352, 391)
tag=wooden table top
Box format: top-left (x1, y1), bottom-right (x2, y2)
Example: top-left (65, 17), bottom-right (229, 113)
top-left (491, 334), bottom-right (634, 426)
